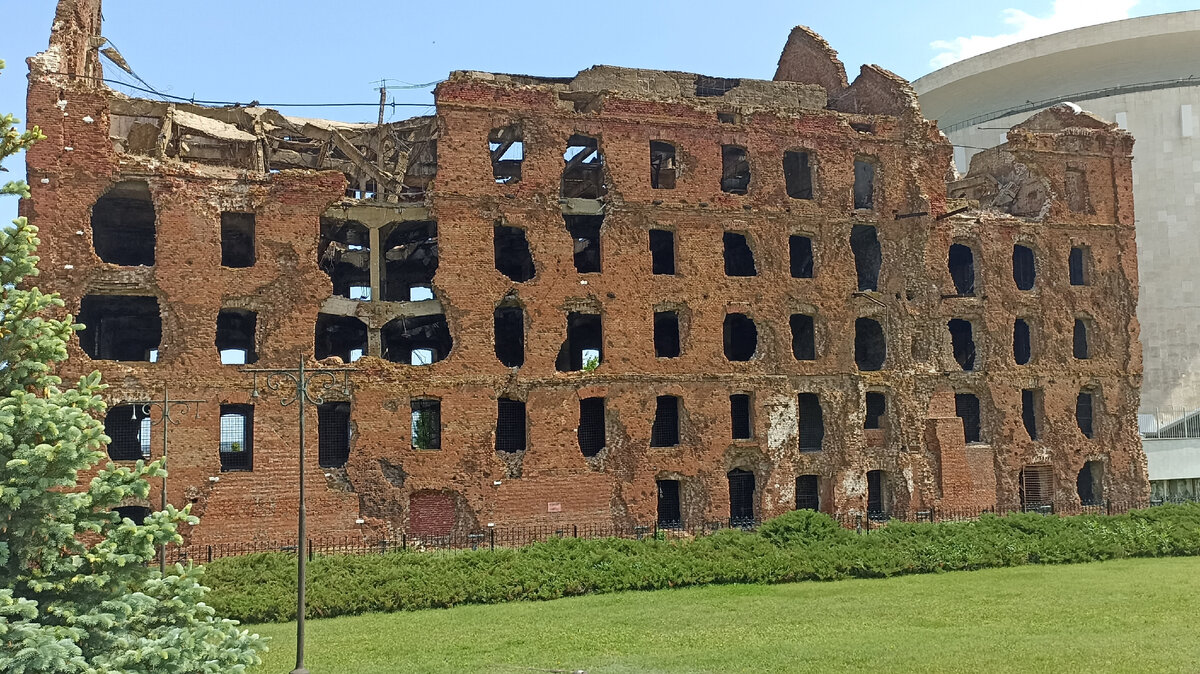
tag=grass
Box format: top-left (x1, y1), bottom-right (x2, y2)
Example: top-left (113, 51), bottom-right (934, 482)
top-left (247, 556), bottom-right (1200, 673)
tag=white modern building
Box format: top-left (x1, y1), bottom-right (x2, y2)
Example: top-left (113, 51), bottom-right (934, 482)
top-left (914, 12), bottom-right (1200, 500)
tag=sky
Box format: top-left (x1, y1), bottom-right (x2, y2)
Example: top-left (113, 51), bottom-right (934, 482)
top-left (2, 0), bottom-right (1195, 222)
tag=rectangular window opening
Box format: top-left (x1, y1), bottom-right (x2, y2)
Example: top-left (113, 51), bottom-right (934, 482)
top-left (948, 318), bottom-right (976, 371)
top-left (220, 212), bottom-right (255, 268)
top-left (850, 225), bottom-right (881, 291)
top-left (1069, 246), bottom-right (1089, 286)
top-left (790, 235), bottom-right (813, 278)
top-left (730, 393), bottom-right (753, 440)
top-left (562, 134), bottom-right (606, 199)
top-left (494, 303), bottom-right (525, 368)
top-left (78, 295), bottom-right (162, 362)
top-left (864, 392), bottom-right (886, 430)
top-left (495, 398), bottom-right (526, 453)
top-left (798, 393), bottom-right (824, 451)
top-left (219, 404), bottom-right (253, 472)
top-left (1014, 318), bottom-right (1032, 365)
top-left (410, 399), bottom-right (441, 451)
top-left (578, 397), bottom-right (606, 457)
top-left (1073, 318), bottom-right (1091, 359)
top-left (565, 214), bottom-right (602, 273)
top-left (656, 479), bottom-right (682, 528)
top-left (319, 219), bottom-right (370, 300)
top-left (1020, 464), bottom-right (1053, 510)
top-left (1013, 244), bottom-right (1036, 290)
top-left (105, 405), bottom-right (151, 461)
top-left (790, 313), bottom-right (816, 360)
top-left (796, 475), bottom-right (820, 511)
top-left (650, 141), bottom-right (677, 189)
top-left (721, 145), bottom-right (750, 194)
top-left (489, 125), bottom-right (523, 184)
top-left (723, 232), bottom-right (756, 276)
top-left (216, 308), bottom-right (258, 365)
top-left (955, 393), bottom-right (981, 443)
top-left (696, 75), bottom-right (741, 97)
top-left (651, 395), bottom-right (680, 447)
top-left (650, 229), bottom-right (676, 275)
top-left (556, 312), bottom-right (603, 372)
top-left (318, 401), bottom-right (352, 466)
top-left (783, 151), bottom-right (813, 200)
top-left (653, 311), bottom-right (681, 358)
top-left (1022, 389), bottom-right (1042, 441)
top-left (494, 224), bottom-right (535, 282)
top-left (1078, 460), bottom-right (1103, 506)
top-left (853, 159), bottom-right (876, 210)
top-left (1076, 390), bottom-right (1095, 438)
top-left (867, 470), bottom-right (889, 519)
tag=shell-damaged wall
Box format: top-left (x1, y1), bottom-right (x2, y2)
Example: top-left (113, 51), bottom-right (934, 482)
top-left (23, 1), bottom-right (1147, 544)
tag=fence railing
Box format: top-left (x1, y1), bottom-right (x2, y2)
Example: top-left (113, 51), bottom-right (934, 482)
top-left (1139, 407), bottom-right (1200, 439)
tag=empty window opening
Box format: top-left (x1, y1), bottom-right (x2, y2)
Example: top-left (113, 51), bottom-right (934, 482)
top-left (650, 229), bottom-right (675, 275)
top-left (495, 398), bottom-right (526, 453)
top-left (578, 397), bottom-right (606, 457)
top-left (696, 75), bottom-right (740, 97)
top-left (1014, 318), bottom-right (1032, 365)
top-left (105, 405), bottom-right (151, 461)
top-left (791, 313), bottom-right (816, 361)
top-left (948, 319), bottom-right (976, 371)
top-left (113, 505), bottom-right (151, 525)
top-left (565, 215), bottom-right (602, 273)
top-left (716, 111), bottom-right (740, 124)
top-left (650, 395), bottom-right (680, 447)
top-left (654, 311), bottom-right (681, 358)
top-left (1065, 167), bottom-right (1092, 214)
top-left (489, 125), bottom-right (523, 184)
top-left (91, 181), bottom-right (155, 266)
top-left (78, 295), bottom-right (161, 362)
top-left (1076, 390), bottom-right (1095, 438)
top-left (1077, 460), bottom-right (1103, 506)
top-left (1073, 318), bottom-right (1091, 359)
top-left (561, 134), bottom-right (606, 199)
top-left (318, 219), bottom-right (370, 300)
top-left (216, 308), bottom-right (257, 365)
top-left (795, 475), bottom-right (820, 511)
top-left (556, 312), bottom-right (603, 372)
top-left (410, 399), bottom-right (441, 451)
top-left (381, 220), bottom-right (437, 302)
top-left (1069, 246), bottom-right (1089, 285)
top-left (867, 470), bottom-right (889, 519)
top-left (723, 313), bottom-right (758, 361)
top-left (727, 468), bottom-right (756, 526)
top-left (850, 225), bottom-right (881, 291)
top-left (650, 141), bottom-right (677, 189)
top-left (723, 232), bottom-right (756, 276)
top-left (730, 393), bottom-right (753, 440)
top-left (494, 303), bottom-right (525, 368)
top-left (220, 212), bottom-right (255, 268)
top-left (1013, 245), bottom-right (1035, 290)
top-left (318, 401), bottom-right (352, 466)
top-left (790, 235), bottom-right (814, 278)
top-left (955, 393), bottom-right (981, 443)
top-left (853, 159), bottom-right (876, 209)
top-left (720, 145), bottom-right (750, 194)
top-left (1021, 389), bottom-right (1042, 441)
top-left (657, 479), bottom-right (682, 528)
top-left (219, 404), bottom-right (253, 472)
top-left (1020, 464), bottom-right (1053, 510)
top-left (382, 314), bottom-right (453, 365)
top-left (783, 151), bottom-right (814, 200)
top-left (854, 317), bottom-right (886, 371)
top-left (948, 244), bottom-right (975, 296)
top-left (864, 392), bottom-right (886, 430)
top-left (798, 393), bottom-right (825, 452)
top-left (494, 225), bottom-right (535, 282)
top-left (314, 314), bottom-right (367, 363)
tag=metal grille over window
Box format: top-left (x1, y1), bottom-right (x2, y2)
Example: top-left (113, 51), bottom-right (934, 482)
top-left (495, 398), bottom-right (526, 453)
top-left (955, 393), bottom-right (981, 443)
top-left (730, 394), bottom-right (752, 439)
top-left (650, 395), bottom-right (680, 447)
top-left (656, 479), bottom-right (682, 528)
top-left (219, 404), bottom-right (253, 472)
top-left (318, 401), bottom-right (353, 465)
top-left (409, 399), bottom-right (440, 451)
top-left (867, 470), bottom-right (888, 520)
top-left (578, 397), bottom-right (606, 457)
top-left (795, 475), bottom-right (820, 511)
top-left (1020, 464), bottom-right (1053, 510)
top-left (727, 468), bottom-right (755, 526)
top-left (105, 405), bottom-right (151, 461)
top-left (1076, 391), bottom-right (1095, 438)
top-left (797, 393), bottom-right (824, 451)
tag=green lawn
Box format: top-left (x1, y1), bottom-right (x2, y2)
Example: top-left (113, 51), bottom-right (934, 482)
top-left (248, 556), bottom-right (1200, 673)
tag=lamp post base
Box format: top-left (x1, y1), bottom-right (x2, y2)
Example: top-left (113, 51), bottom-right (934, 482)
top-left (290, 668), bottom-right (309, 674)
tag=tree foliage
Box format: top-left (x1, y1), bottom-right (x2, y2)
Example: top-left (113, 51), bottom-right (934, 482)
top-left (0, 59), bottom-right (266, 673)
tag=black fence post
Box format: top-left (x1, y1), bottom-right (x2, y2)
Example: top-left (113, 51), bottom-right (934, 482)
top-left (206, 545), bottom-right (212, 563)
top-left (307, 538), bottom-right (313, 562)
top-left (402, 533), bottom-right (407, 552)
top-left (574, 524), bottom-right (578, 538)
top-left (490, 528), bottom-right (495, 551)
top-left (1106, 499), bottom-right (1112, 516)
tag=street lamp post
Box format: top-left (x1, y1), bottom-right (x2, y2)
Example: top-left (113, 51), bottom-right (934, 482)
top-left (242, 358), bottom-right (354, 674)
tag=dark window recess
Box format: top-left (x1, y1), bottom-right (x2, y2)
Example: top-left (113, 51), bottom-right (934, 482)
top-left (727, 468), bottom-right (755, 526)
top-left (798, 393), bottom-right (824, 451)
top-left (578, 397), bottom-right (607, 457)
top-left (318, 219), bottom-right (370, 300)
top-left (955, 393), bottom-right (981, 443)
top-left (489, 125), bottom-right (523, 184)
top-left (854, 317), bottom-right (886, 371)
top-left (495, 398), bottom-right (526, 453)
top-left (730, 394), bottom-right (752, 440)
top-left (381, 220), bottom-right (438, 302)
top-left (77, 295), bottom-right (161, 362)
top-left (555, 312), bottom-right (603, 372)
top-left (1078, 461), bottom-right (1103, 506)
top-left (795, 475), bottom-right (820, 511)
top-left (867, 470), bottom-right (887, 519)
top-left (948, 319), bottom-right (976, 371)
top-left (494, 303), bottom-right (525, 368)
top-left (657, 479), bottom-right (682, 528)
top-left (948, 244), bottom-right (975, 296)
top-left (1069, 247), bottom-right (1088, 285)
top-left (650, 229), bottom-right (676, 275)
top-left (720, 145), bottom-right (750, 194)
top-left (92, 181), bottom-right (155, 266)
top-left (1076, 390), bottom-right (1095, 438)
top-left (654, 311), bottom-right (681, 358)
top-left (105, 405), bottom-right (150, 461)
top-left (318, 401), bottom-right (352, 466)
top-left (382, 314), bottom-right (453, 365)
top-left (494, 225), bottom-right (535, 282)
top-left (1021, 389), bottom-right (1041, 441)
top-left (650, 141), bottom-right (677, 189)
top-left (314, 314), bottom-right (367, 363)
top-left (113, 505), bottom-right (151, 525)
top-left (791, 314), bottom-right (816, 361)
top-left (220, 212), bottom-right (255, 268)
top-left (565, 215), bottom-right (602, 273)
top-left (723, 232), bottom-right (756, 276)
top-left (1065, 167), bottom-right (1092, 214)
top-left (561, 134), bottom-right (605, 199)
top-left (790, 235), bottom-right (814, 278)
top-left (650, 395), bottom-right (680, 447)
top-left (864, 392), bottom-right (886, 430)
top-left (1014, 318), bottom-right (1032, 365)
top-left (716, 111), bottom-right (739, 124)
top-left (1073, 319), bottom-right (1090, 359)
top-left (783, 151), bottom-right (813, 199)
top-left (723, 313), bottom-right (758, 361)
top-left (850, 225), bottom-right (881, 291)
top-left (219, 404), bottom-right (253, 472)
top-left (410, 399), bottom-right (441, 451)
top-left (696, 75), bottom-right (740, 97)
top-left (1013, 245), bottom-right (1035, 290)
top-left (853, 159), bottom-right (876, 209)
top-left (1020, 464), bottom-right (1053, 509)
top-left (216, 308), bottom-right (258, 365)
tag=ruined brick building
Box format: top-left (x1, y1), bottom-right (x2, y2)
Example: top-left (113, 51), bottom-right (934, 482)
top-left (24, 0), bottom-right (1148, 544)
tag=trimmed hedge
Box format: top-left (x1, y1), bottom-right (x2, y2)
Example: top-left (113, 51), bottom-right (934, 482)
top-left (204, 504), bottom-right (1200, 623)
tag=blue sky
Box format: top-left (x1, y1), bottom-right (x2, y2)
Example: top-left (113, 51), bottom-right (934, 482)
top-left (2, 0), bottom-right (1195, 221)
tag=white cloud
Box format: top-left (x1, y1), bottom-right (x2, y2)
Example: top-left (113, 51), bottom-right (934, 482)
top-left (929, 0), bottom-right (1139, 69)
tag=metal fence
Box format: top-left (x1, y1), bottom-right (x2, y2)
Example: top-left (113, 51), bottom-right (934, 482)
top-left (1140, 407), bottom-right (1200, 439)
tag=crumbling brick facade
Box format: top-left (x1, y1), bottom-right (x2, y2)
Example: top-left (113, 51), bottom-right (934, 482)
top-left (24, 3), bottom-right (1148, 545)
